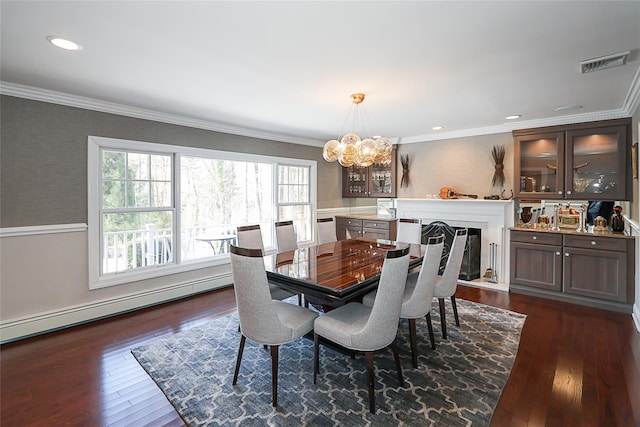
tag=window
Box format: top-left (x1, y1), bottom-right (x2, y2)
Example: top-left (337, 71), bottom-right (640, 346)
top-left (88, 136), bottom-right (316, 289)
top-left (101, 150), bottom-right (174, 275)
top-left (277, 165), bottom-right (311, 241)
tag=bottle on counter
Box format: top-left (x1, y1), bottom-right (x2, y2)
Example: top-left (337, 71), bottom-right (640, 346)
top-left (610, 205), bottom-right (625, 232)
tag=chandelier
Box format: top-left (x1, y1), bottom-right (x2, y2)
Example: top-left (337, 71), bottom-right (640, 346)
top-left (322, 93), bottom-right (393, 168)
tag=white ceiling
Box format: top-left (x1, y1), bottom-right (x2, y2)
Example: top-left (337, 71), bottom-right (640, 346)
top-left (1, 1), bottom-right (639, 147)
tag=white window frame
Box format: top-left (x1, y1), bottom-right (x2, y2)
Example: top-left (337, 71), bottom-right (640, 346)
top-left (276, 163), bottom-right (313, 245)
top-left (88, 135), bottom-right (317, 290)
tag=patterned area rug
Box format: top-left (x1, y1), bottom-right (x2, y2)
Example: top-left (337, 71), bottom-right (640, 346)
top-left (132, 299), bottom-right (526, 426)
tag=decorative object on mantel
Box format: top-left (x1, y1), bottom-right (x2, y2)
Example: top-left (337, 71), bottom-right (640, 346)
top-left (439, 186), bottom-right (478, 199)
top-left (400, 154), bottom-right (409, 187)
top-left (491, 145), bottom-right (506, 188)
top-left (322, 93), bottom-right (393, 168)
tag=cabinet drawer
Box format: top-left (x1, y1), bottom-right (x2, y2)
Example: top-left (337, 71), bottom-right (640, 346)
top-left (563, 235), bottom-right (627, 252)
top-left (511, 230), bottom-right (562, 245)
top-left (336, 217), bottom-right (362, 227)
top-left (362, 220), bottom-right (390, 230)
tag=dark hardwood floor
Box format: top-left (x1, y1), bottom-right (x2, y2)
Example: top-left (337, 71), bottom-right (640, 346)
top-left (2, 285), bottom-right (639, 426)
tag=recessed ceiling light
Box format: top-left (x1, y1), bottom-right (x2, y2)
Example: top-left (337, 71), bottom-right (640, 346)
top-left (505, 115), bottom-right (521, 120)
top-left (554, 105), bottom-right (583, 112)
top-left (47, 36), bottom-right (81, 51)
top-left (432, 126), bottom-right (444, 130)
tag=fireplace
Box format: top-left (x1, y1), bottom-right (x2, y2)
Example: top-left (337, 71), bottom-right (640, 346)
top-left (421, 221), bottom-right (481, 280)
top-left (395, 198), bottom-right (515, 291)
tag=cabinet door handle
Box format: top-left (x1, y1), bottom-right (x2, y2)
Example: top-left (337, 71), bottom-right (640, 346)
top-left (532, 236), bottom-right (537, 240)
top-left (566, 190), bottom-right (572, 195)
top-left (557, 191), bottom-right (563, 195)
top-left (590, 241), bottom-right (597, 246)
top-left (565, 253), bottom-right (570, 257)
top-left (555, 251), bottom-right (561, 256)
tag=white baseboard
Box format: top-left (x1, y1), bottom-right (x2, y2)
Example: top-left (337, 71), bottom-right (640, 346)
top-left (0, 273), bottom-right (233, 343)
top-left (633, 304), bottom-right (640, 333)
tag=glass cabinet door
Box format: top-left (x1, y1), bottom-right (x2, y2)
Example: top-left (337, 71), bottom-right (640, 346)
top-left (565, 125), bottom-right (627, 200)
top-left (368, 163), bottom-right (394, 197)
top-left (342, 166), bottom-right (368, 197)
top-left (514, 132), bottom-right (565, 199)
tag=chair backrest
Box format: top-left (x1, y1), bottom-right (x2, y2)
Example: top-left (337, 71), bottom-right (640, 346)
top-left (316, 217), bottom-right (337, 245)
top-left (229, 245), bottom-right (295, 345)
top-left (352, 247), bottom-right (410, 350)
top-left (236, 224), bottom-right (265, 251)
top-left (396, 218), bottom-right (422, 244)
top-left (436, 228), bottom-right (468, 297)
top-left (275, 220), bottom-right (298, 252)
top-left (401, 234), bottom-right (445, 318)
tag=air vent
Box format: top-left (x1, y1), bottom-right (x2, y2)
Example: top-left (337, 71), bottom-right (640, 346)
top-left (580, 51), bottom-right (630, 74)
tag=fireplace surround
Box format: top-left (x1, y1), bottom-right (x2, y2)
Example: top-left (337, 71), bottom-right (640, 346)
top-left (395, 198), bottom-right (515, 291)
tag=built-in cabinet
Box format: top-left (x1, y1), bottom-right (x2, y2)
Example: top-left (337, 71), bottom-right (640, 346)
top-left (513, 118), bottom-right (631, 201)
top-left (342, 147), bottom-right (397, 198)
top-left (510, 229), bottom-right (635, 312)
top-left (335, 216), bottom-right (398, 241)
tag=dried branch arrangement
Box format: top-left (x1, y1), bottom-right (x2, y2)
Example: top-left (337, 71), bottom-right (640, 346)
top-left (400, 154), bottom-right (409, 187)
top-left (491, 145), bottom-right (505, 187)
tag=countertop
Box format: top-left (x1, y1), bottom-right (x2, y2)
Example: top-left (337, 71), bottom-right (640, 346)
top-left (335, 215), bottom-right (398, 221)
top-left (510, 224), bottom-right (634, 240)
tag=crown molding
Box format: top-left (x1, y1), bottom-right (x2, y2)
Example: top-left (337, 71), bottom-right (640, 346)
top-left (2, 74), bottom-right (638, 147)
top-left (622, 64), bottom-right (640, 118)
top-left (400, 66), bottom-right (640, 144)
top-left (398, 108), bottom-right (632, 144)
top-left (0, 81), bottom-right (326, 147)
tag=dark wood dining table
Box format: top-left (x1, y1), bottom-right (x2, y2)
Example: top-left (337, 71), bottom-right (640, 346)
top-left (263, 237), bottom-right (426, 304)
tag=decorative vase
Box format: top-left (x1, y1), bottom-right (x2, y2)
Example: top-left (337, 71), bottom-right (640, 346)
top-left (520, 206), bottom-right (532, 227)
top-left (610, 205), bottom-right (625, 232)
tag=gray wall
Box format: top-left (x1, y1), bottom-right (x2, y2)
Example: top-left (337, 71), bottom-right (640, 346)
top-left (0, 95), bottom-right (352, 227)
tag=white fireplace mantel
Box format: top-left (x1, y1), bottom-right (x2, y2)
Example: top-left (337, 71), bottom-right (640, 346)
top-left (395, 198), bottom-right (515, 291)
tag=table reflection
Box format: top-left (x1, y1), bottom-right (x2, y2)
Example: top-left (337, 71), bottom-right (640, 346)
top-left (264, 238), bottom-right (425, 302)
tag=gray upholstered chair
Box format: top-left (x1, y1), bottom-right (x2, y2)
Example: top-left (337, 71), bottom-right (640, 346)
top-left (230, 245), bottom-right (318, 407)
top-left (236, 224), bottom-right (296, 302)
top-left (316, 217), bottom-right (337, 245)
top-left (396, 218), bottom-right (422, 244)
top-left (274, 220), bottom-right (298, 252)
top-left (313, 247), bottom-right (410, 414)
top-left (362, 234), bottom-right (445, 368)
top-left (434, 228), bottom-right (468, 339)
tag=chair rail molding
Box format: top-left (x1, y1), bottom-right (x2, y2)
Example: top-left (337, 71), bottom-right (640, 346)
top-left (0, 223), bottom-right (88, 238)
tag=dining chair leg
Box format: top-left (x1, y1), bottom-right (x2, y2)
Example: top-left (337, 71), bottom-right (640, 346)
top-left (365, 351), bottom-right (376, 414)
top-left (451, 295), bottom-right (460, 326)
top-left (270, 345), bottom-right (279, 407)
top-left (232, 335), bottom-right (246, 385)
top-left (391, 339), bottom-right (404, 386)
top-left (313, 333), bottom-right (320, 384)
top-left (438, 298), bottom-right (448, 339)
top-left (425, 312), bottom-right (436, 350)
top-left (408, 318), bottom-right (418, 368)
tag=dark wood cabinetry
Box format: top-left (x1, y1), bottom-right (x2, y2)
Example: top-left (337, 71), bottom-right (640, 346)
top-left (342, 147), bottom-right (397, 198)
top-left (510, 231), bottom-right (562, 291)
top-left (562, 235), bottom-right (630, 303)
top-left (335, 216), bottom-right (397, 241)
top-left (513, 118), bottom-right (631, 201)
top-left (510, 229), bottom-right (635, 312)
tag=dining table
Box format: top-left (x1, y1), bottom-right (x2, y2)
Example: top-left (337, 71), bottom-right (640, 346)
top-left (263, 237), bottom-right (426, 305)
